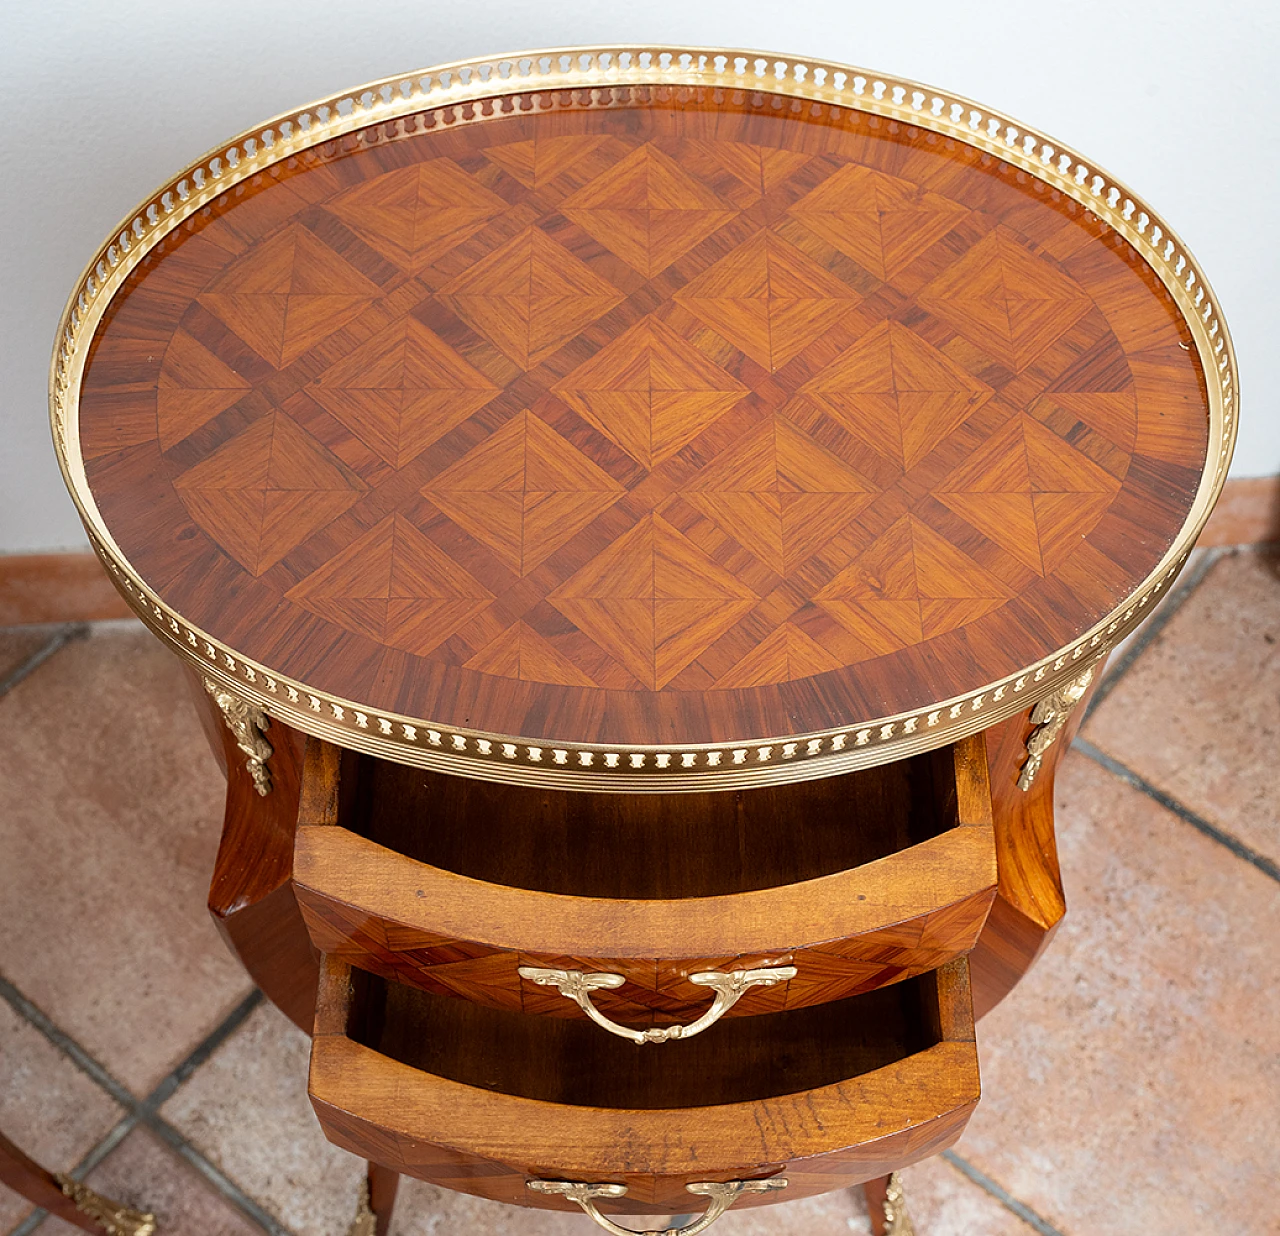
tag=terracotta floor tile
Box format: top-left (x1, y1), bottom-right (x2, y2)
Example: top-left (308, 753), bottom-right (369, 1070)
top-left (0, 1001), bottom-right (124, 1233)
top-left (898, 1156), bottom-right (1040, 1236)
top-left (389, 1160), bottom-right (1033, 1235)
top-left (391, 1177), bottom-right (650, 1235)
top-left (38, 1128), bottom-right (260, 1236)
top-left (1198, 475), bottom-right (1280, 547)
top-left (1097, 545), bottom-right (1213, 675)
top-left (689, 1187), bottom-right (871, 1236)
top-left (956, 752), bottom-right (1280, 1235)
top-left (161, 1002), bottom-right (363, 1236)
top-left (0, 627), bottom-right (54, 683)
top-left (1086, 549), bottom-right (1280, 864)
top-left (389, 1177), bottom-right (867, 1235)
top-left (0, 624), bottom-right (252, 1095)
top-left (695, 1163), bottom-right (1032, 1236)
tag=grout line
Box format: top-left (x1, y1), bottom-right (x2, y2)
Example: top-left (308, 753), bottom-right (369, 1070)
top-left (0, 623), bottom-right (87, 700)
top-left (1073, 739), bottom-right (1280, 883)
top-left (72, 1114), bottom-right (140, 1178)
top-left (941, 1151), bottom-right (1067, 1236)
top-left (0, 974), bottom-right (136, 1110)
top-left (6, 1115), bottom-right (140, 1236)
top-left (1083, 547), bottom-right (1228, 724)
top-left (0, 977), bottom-right (288, 1235)
top-left (141, 988), bottom-right (263, 1112)
top-left (7, 1207), bottom-right (45, 1236)
top-left (0, 618), bottom-right (142, 636)
top-left (131, 989), bottom-right (281, 1230)
top-left (142, 1115), bottom-right (294, 1236)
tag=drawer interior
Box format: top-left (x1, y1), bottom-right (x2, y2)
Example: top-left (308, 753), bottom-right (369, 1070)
top-left (344, 746), bottom-right (960, 898)
top-left (312, 956), bottom-right (979, 1206)
top-left (344, 965), bottom-right (943, 1109)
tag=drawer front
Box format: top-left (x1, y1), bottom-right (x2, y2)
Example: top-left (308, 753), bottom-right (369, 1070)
top-left (297, 876), bottom-right (994, 1027)
top-left (309, 956), bottom-right (979, 1213)
top-left (294, 732), bottom-right (996, 1030)
top-left (315, 1087), bottom-right (974, 1213)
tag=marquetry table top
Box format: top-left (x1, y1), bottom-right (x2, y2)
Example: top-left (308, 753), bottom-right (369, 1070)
top-left (55, 49), bottom-right (1234, 788)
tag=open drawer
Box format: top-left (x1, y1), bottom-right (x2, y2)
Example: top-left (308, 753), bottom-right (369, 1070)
top-left (309, 955), bottom-right (979, 1215)
top-left (293, 737), bottom-right (996, 1035)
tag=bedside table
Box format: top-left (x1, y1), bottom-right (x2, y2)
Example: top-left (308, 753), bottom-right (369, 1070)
top-left (52, 45), bottom-right (1233, 1236)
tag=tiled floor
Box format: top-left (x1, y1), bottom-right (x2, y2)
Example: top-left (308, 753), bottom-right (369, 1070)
top-left (2, 548), bottom-right (1278, 1236)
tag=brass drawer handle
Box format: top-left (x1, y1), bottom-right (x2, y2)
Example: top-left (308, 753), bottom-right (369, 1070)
top-left (516, 965), bottom-right (797, 1044)
top-left (528, 1178), bottom-right (787, 1234)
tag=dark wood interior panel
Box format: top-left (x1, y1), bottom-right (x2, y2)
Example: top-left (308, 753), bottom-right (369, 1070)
top-left (351, 746), bottom-right (958, 898)
top-left (346, 966), bottom-right (935, 1108)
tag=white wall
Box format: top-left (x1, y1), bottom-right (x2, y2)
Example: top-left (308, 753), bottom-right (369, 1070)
top-left (2, 0), bottom-right (1275, 552)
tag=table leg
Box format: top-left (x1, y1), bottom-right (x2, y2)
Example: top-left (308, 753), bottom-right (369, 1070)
top-left (0, 1131), bottom-right (155, 1234)
top-left (347, 1161), bottom-right (400, 1236)
top-left (369, 1160), bottom-right (400, 1236)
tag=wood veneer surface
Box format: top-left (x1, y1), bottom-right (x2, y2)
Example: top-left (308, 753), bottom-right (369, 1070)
top-left (79, 90), bottom-right (1209, 747)
top-left (346, 967), bottom-right (933, 1108)
top-left (293, 736), bottom-right (993, 1021)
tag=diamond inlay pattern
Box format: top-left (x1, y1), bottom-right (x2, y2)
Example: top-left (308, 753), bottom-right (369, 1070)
top-left (552, 318), bottom-right (748, 470)
top-left (788, 164), bottom-right (969, 281)
top-left (816, 515), bottom-right (1013, 652)
top-left (683, 417), bottom-right (875, 575)
top-left (437, 228), bottom-right (624, 368)
top-left (286, 514), bottom-right (493, 656)
top-left (198, 225), bottom-right (380, 368)
top-left (172, 412), bottom-right (366, 576)
top-left (800, 321), bottom-right (992, 469)
top-left (550, 514), bottom-right (758, 689)
top-left (327, 158), bottom-right (508, 272)
top-left (675, 231), bottom-right (862, 372)
top-left (309, 319), bottom-right (500, 468)
top-left (916, 227), bottom-right (1094, 372)
top-left (561, 142), bottom-right (739, 277)
top-left (424, 410), bottom-right (625, 575)
top-left (82, 97), bottom-right (1208, 736)
top-left (936, 411), bottom-right (1123, 575)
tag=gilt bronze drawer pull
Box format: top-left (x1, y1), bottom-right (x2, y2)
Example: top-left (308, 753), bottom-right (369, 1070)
top-left (527, 1178), bottom-right (787, 1234)
top-left (516, 965), bottom-right (797, 1044)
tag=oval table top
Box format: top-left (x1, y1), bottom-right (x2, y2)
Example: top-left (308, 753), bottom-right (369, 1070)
top-left (55, 49), bottom-right (1235, 790)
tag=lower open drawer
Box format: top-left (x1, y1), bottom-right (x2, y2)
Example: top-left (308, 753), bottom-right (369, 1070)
top-left (309, 955), bottom-right (979, 1214)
